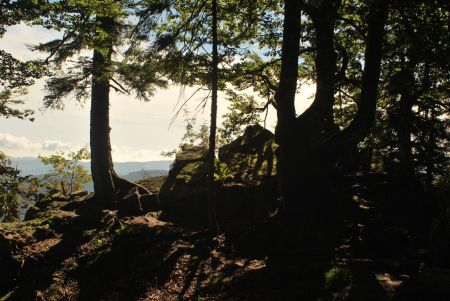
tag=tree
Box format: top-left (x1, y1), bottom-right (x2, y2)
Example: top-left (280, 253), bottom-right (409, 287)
top-left (136, 0), bottom-right (281, 228)
top-left (332, 0), bottom-right (450, 187)
top-left (36, 0), bottom-right (167, 206)
top-left (0, 1), bottom-right (48, 121)
top-left (206, 0), bottom-right (219, 231)
top-left (39, 147), bottom-right (91, 196)
top-left (274, 0), bottom-right (389, 240)
top-left (0, 152), bottom-right (25, 221)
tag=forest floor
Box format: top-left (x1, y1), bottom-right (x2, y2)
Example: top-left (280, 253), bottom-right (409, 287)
top-left (1, 175), bottom-right (450, 301)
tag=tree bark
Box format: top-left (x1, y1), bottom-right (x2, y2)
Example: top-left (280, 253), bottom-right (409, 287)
top-left (90, 16), bottom-right (117, 207)
top-left (397, 86), bottom-right (415, 176)
top-left (274, 0), bottom-right (301, 217)
top-left (318, 0), bottom-right (389, 157)
top-left (274, 0), bottom-right (388, 242)
top-left (308, 0), bottom-right (340, 136)
top-left (425, 103), bottom-right (436, 191)
top-left (207, 0), bottom-right (219, 232)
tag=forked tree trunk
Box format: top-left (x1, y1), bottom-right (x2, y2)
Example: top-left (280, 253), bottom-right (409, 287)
top-left (275, 0), bottom-right (388, 241)
top-left (90, 16), bottom-right (117, 207)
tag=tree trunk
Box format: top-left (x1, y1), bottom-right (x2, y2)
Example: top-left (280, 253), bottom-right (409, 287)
top-left (274, 0), bottom-right (301, 219)
top-left (308, 0), bottom-right (340, 137)
top-left (90, 16), bottom-right (117, 207)
top-left (319, 0), bottom-right (389, 157)
top-left (274, 0), bottom-right (388, 242)
top-left (397, 90), bottom-right (414, 176)
top-left (207, 0), bottom-right (219, 232)
top-left (425, 103), bottom-right (436, 191)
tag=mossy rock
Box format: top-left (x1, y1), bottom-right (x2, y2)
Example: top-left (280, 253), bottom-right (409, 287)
top-left (159, 127), bottom-right (279, 228)
top-left (219, 124), bottom-right (277, 182)
top-left (0, 227), bottom-right (28, 296)
top-left (395, 268), bottom-right (450, 301)
top-left (137, 176), bottom-right (166, 194)
top-left (158, 145), bottom-right (209, 226)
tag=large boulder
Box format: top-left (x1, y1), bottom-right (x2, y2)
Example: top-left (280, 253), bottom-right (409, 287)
top-left (159, 125), bottom-right (279, 228)
top-left (219, 124), bottom-right (277, 182)
top-left (158, 145), bottom-right (209, 225)
top-left (0, 228), bottom-right (25, 296)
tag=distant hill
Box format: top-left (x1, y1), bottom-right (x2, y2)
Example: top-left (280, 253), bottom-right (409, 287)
top-left (8, 157), bottom-right (172, 176)
top-left (83, 170), bottom-right (168, 192)
top-left (122, 170), bottom-right (168, 182)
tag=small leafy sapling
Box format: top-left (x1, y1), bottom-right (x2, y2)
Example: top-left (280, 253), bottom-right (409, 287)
top-left (39, 146), bottom-right (92, 196)
top-left (0, 152), bottom-right (23, 221)
top-left (0, 152), bottom-right (41, 221)
top-left (219, 90), bottom-right (263, 145)
top-left (161, 110), bottom-right (210, 158)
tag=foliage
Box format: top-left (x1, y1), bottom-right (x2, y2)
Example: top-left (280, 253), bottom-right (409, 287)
top-left (0, 0), bottom-right (51, 120)
top-left (0, 152), bottom-right (23, 222)
top-left (0, 87), bottom-right (34, 121)
top-left (162, 110), bottom-right (209, 157)
top-left (0, 37), bottom-right (46, 120)
top-left (38, 147), bottom-right (91, 196)
top-left (35, 0), bottom-right (168, 110)
top-left (219, 90), bottom-right (263, 144)
top-left (0, 151), bottom-right (40, 222)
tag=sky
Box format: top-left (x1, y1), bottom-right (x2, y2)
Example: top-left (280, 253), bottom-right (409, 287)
top-left (0, 24), bottom-right (315, 162)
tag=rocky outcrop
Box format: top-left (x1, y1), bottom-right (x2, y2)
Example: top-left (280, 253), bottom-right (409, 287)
top-left (159, 125), bottom-right (279, 228)
top-left (158, 145), bottom-right (209, 226)
top-left (396, 268), bottom-right (450, 301)
top-left (219, 124), bottom-right (277, 183)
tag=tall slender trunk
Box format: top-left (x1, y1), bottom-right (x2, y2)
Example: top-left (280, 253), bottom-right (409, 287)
top-left (207, 0), bottom-right (219, 231)
top-left (309, 1), bottom-right (340, 136)
top-left (274, 0), bottom-right (301, 216)
top-left (426, 103), bottom-right (436, 191)
top-left (90, 16), bottom-right (117, 207)
top-left (319, 0), bottom-right (388, 157)
top-left (397, 90), bottom-right (414, 176)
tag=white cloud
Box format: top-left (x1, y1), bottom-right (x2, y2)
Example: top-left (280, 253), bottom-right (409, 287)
top-left (42, 140), bottom-right (72, 151)
top-left (0, 133), bottom-right (40, 150)
top-left (0, 133), bottom-right (76, 157)
top-left (0, 133), bottom-right (167, 161)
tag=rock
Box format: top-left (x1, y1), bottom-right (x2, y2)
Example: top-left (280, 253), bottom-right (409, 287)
top-left (117, 188), bottom-right (160, 217)
top-left (430, 216), bottom-right (450, 268)
top-left (395, 268), bottom-right (450, 301)
top-left (219, 124), bottom-right (277, 183)
top-left (159, 126), bottom-right (279, 228)
top-left (117, 189), bottom-right (143, 217)
top-left (140, 193), bottom-right (159, 212)
top-left (25, 194), bottom-right (73, 221)
top-left (137, 176), bottom-right (167, 194)
top-left (215, 178), bottom-right (278, 224)
top-left (0, 229), bottom-right (24, 296)
top-left (24, 205), bottom-right (40, 221)
top-left (158, 145), bottom-right (209, 224)
top-left (69, 190), bottom-right (89, 199)
top-left (33, 225), bottom-right (56, 240)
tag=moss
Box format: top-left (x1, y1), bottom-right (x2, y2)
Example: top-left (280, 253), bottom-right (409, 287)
top-left (0, 289), bottom-right (16, 301)
top-left (321, 266), bottom-right (352, 301)
top-left (2, 209), bottom-right (76, 238)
